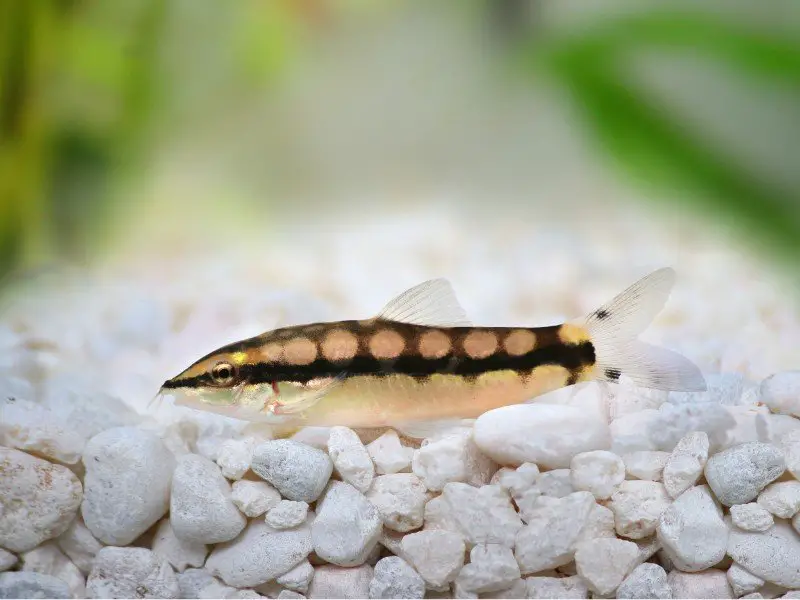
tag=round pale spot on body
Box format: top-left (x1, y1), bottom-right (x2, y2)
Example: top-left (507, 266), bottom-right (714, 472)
top-left (503, 329), bottom-right (536, 356)
top-left (558, 323), bottom-right (589, 345)
top-left (528, 364), bottom-right (571, 387)
top-left (462, 330), bottom-right (498, 359)
top-left (261, 342), bottom-right (284, 362)
top-left (321, 329), bottom-right (359, 362)
top-left (283, 337), bottom-right (318, 365)
top-left (418, 330), bottom-right (452, 359)
top-left (369, 329), bottom-right (406, 359)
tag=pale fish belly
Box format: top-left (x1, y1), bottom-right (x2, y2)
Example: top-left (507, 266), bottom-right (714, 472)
top-left (294, 364), bottom-right (577, 428)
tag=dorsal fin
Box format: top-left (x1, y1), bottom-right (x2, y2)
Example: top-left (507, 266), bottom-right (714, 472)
top-left (376, 278), bottom-right (472, 327)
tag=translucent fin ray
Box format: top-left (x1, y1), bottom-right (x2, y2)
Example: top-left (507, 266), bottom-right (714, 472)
top-left (585, 268), bottom-right (707, 392)
top-left (393, 418), bottom-right (475, 440)
top-left (376, 279), bottom-right (472, 327)
top-left (271, 374), bottom-right (346, 416)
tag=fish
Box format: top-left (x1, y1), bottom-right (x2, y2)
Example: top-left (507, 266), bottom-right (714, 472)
top-left (158, 267), bottom-right (707, 438)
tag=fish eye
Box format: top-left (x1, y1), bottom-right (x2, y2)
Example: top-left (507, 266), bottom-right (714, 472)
top-left (211, 362), bottom-right (237, 386)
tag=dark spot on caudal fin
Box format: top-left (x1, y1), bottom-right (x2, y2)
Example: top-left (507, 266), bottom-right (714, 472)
top-left (595, 309), bottom-right (610, 320)
top-left (605, 367), bottom-right (621, 381)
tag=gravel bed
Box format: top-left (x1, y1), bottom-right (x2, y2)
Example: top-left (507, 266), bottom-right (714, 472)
top-left (1, 206), bottom-right (799, 598)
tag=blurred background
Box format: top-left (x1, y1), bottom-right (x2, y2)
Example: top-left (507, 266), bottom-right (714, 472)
top-left (1, 0), bottom-right (799, 291)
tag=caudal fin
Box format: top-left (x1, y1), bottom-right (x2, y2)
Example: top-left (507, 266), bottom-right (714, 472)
top-left (584, 267), bottom-right (707, 392)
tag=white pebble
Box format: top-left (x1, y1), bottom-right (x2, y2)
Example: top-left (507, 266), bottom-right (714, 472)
top-left (21, 542), bottom-right (85, 599)
top-left (704, 442), bottom-right (786, 506)
top-left (663, 431), bottom-right (709, 498)
top-left (151, 518), bottom-right (207, 573)
top-left (328, 426), bottom-right (375, 493)
top-left (649, 401), bottom-right (736, 452)
top-left (616, 563), bottom-right (671, 599)
top-left (610, 480), bottom-right (672, 540)
top-left (308, 564), bottom-right (372, 599)
top-left (366, 430), bottom-right (413, 475)
top-left (176, 567), bottom-right (235, 599)
top-left (452, 578), bottom-right (478, 599)
top-left (366, 474), bottom-right (427, 532)
top-left (667, 569), bottom-right (732, 599)
top-left (266, 501), bottom-right (309, 530)
top-left (760, 371), bottom-right (800, 417)
top-left (490, 462), bottom-right (540, 499)
top-left (0, 572), bottom-right (71, 599)
top-left (488, 578), bottom-right (527, 599)
top-left (0, 549), bottom-right (16, 573)
top-left (231, 479), bottom-right (282, 518)
top-left (455, 544), bottom-right (520, 594)
top-left (401, 530), bottom-right (465, 589)
top-left (728, 520), bottom-right (800, 588)
top-left (473, 403), bottom-right (611, 468)
top-left (311, 481), bottom-right (382, 567)
top-left (525, 575), bottom-right (589, 599)
top-left (55, 518), bottom-right (102, 576)
top-left (81, 427), bottom-right (174, 546)
top-left (730, 503), bottom-right (775, 532)
top-left (574, 537), bottom-right (639, 595)
top-left (0, 397), bottom-right (85, 464)
top-left (514, 491), bottom-right (595, 574)
top-left (276, 560), bottom-right (314, 594)
top-left (623, 450), bottom-right (670, 481)
top-left (757, 481), bottom-right (800, 519)
top-left (533, 469), bottom-right (574, 498)
top-left (411, 428), bottom-right (495, 492)
top-left (369, 556), bottom-right (425, 599)
top-left (0, 446), bottom-right (82, 552)
top-left (251, 440), bottom-right (333, 502)
top-left (610, 410), bottom-right (660, 455)
top-left (570, 450), bottom-right (625, 500)
top-left (432, 483), bottom-right (523, 548)
top-left (216, 437), bottom-right (259, 481)
top-left (206, 519), bottom-right (313, 588)
top-left (576, 502), bottom-right (616, 544)
top-left (727, 562), bottom-right (765, 597)
top-left (170, 454), bottom-right (247, 544)
top-left (657, 485), bottom-right (729, 571)
top-left (87, 546), bottom-right (179, 599)
top-left (277, 591), bottom-right (306, 600)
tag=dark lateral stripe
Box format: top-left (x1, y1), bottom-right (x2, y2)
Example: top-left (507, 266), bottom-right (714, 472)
top-left (241, 340), bottom-right (596, 385)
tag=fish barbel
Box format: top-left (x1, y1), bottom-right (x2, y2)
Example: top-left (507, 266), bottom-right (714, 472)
top-left (159, 268), bottom-right (706, 438)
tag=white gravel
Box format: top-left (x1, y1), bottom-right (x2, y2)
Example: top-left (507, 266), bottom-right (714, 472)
top-left (367, 430), bottom-right (414, 475)
top-left (327, 426), bottom-right (375, 493)
top-left (366, 473), bottom-right (427, 532)
top-left (265, 500), bottom-right (309, 530)
top-left (401, 530), bottom-right (465, 589)
top-left (730, 502), bottom-right (776, 532)
top-left (370, 556), bottom-right (425, 599)
top-left (411, 428), bottom-right (496, 492)
top-left (657, 485), bottom-right (729, 571)
top-left (0, 571), bottom-right (72, 599)
top-left (151, 518), bottom-right (208, 572)
top-left (616, 562), bottom-right (672, 599)
top-left (311, 481), bottom-right (382, 567)
top-left (704, 442), bottom-right (786, 506)
top-left (170, 454), bottom-right (247, 544)
top-left (570, 450), bottom-right (625, 500)
top-left (86, 546), bottom-right (180, 599)
top-left (473, 403), bottom-right (611, 469)
top-left (662, 431), bottom-right (709, 498)
top-left (251, 440), bottom-right (333, 502)
top-left (0, 447), bottom-right (82, 553)
top-left (3, 205), bottom-right (800, 599)
top-left (230, 479), bottom-right (282, 518)
top-left (81, 427), bottom-right (174, 546)
top-left (206, 519), bottom-right (313, 588)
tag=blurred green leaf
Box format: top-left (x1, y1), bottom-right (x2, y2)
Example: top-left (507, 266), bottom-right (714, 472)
top-left (523, 10), bottom-right (800, 265)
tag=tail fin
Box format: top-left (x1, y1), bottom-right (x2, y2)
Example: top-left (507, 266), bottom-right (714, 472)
top-left (584, 267), bottom-right (707, 392)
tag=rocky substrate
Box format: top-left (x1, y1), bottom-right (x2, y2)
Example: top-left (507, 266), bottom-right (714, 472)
top-left (2, 207), bottom-right (800, 598)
